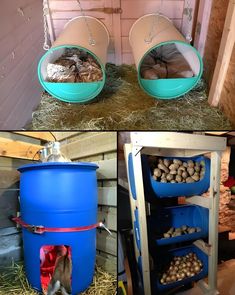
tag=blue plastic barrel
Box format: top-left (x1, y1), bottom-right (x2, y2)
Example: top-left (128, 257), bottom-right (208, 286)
top-left (18, 162), bottom-right (98, 294)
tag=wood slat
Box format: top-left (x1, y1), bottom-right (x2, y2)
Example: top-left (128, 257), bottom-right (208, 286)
top-left (121, 0), bottom-right (184, 19)
top-left (98, 207), bottom-right (117, 231)
top-left (98, 187), bottom-right (117, 206)
top-left (97, 230), bottom-right (117, 256)
top-left (14, 132), bottom-right (55, 142)
top-left (96, 158), bottom-right (117, 179)
top-left (61, 132), bottom-right (117, 160)
top-left (208, 0), bottom-right (235, 106)
top-left (0, 170), bottom-right (20, 189)
top-left (0, 137), bottom-right (41, 160)
top-left (0, 190), bottom-right (19, 228)
top-left (96, 252), bottom-right (117, 274)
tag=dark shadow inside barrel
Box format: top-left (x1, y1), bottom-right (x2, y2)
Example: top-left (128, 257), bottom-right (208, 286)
top-left (138, 41), bottom-right (203, 99)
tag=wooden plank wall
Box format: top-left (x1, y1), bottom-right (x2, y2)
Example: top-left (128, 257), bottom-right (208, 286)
top-left (0, 0), bottom-right (44, 129)
top-left (120, 0), bottom-right (198, 64)
top-left (48, 0), bottom-right (198, 65)
top-left (200, 0), bottom-right (235, 128)
top-left (58, 131), bottom-right (117, 274)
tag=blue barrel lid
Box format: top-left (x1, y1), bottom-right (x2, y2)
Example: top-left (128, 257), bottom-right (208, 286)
top-left (18, 162), bottom-right (99, 172)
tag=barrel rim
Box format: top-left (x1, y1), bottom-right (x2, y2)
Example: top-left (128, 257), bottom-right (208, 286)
top-left (64, 15), bottom-right (110, 45)
top-left (137, 40), bottom-right (203, 99)
top-left (18, 162), bottom-right (99, 172)
top-left (129, 13), bottom-right (172, 45)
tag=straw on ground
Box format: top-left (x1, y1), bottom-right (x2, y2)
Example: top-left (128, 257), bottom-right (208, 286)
top-left (31, 64), bottom-right (231, 130)
top-left (0, 262), bottom-right (116, 295)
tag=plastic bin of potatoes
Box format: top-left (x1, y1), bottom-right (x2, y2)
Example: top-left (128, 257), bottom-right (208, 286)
top-left (141, 155), bottom-right (211, 198)
top-left (147, 204), bottom-right (209, 246)
top-left (154, 245), bottom-right (208, 291)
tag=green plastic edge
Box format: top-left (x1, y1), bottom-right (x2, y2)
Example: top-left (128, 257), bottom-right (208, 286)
top-left (38, 45), bottom-right (106, 103)
top-left (137, 40), bottom-right (203, 99)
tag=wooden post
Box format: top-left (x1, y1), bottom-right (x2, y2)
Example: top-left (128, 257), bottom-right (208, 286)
top-left (131, 145), bottom-right (151, 295)
top-left (208, 0), bottom-right (235, 106)
top-left (208, 151), bottom-right (221, 292)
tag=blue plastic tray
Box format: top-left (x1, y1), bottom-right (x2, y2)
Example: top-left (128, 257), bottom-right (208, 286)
top-left (128, 153), bottom-right (137, 200)
top-left (134, 209), bottom-right (141, 251)
top-left (148, 204), bottom-right (209, 246)
top-left (155, 244), bottom-right (208, 292)
top-left (141, 155), bottom-right (210, 199)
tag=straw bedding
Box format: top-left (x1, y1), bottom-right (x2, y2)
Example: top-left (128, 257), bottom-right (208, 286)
top-left (30, 64), bottom-right (231, 130)
top-left (0, 262), bottom-right (116, 295)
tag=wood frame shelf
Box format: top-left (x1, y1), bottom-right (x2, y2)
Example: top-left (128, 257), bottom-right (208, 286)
top-left (124, 132), bottom-right (227, 295)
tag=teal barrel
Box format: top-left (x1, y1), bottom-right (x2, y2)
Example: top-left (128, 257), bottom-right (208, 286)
top-left (38, 16), bottom-right (109, 103)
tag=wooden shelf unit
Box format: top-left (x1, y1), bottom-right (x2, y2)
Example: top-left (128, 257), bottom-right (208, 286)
top-left (124, 132), bottom-right (227, 295)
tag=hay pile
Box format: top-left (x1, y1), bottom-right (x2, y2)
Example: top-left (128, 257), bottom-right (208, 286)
top-left (0, 262), bottom-right (116, 295)
top-left (31, 64), bottom-right (231, 130)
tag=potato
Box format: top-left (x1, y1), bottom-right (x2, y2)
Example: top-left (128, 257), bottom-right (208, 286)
top-left (186, 177), bottom-right (195, 183)
top-left (187, 160), bottom-right (194, 168)
top-left (161, 178), bottom-right (167, 183)
top-left (170, 169), bottom-right (177, 175)
top-left (192, 173), bottom-right (200, 181)
top-left (175, 175), bottom-right (182, 183)
top-left (182, 171), bottom-right (188, 179)
top-left (153, 175), bottom-right (158, 180)
top-left (153, 168), bottom-right (161, 177)
top-left (200, 160), bottom-right (206, 167)
top-left (161, 172), bottom-right (166, 178)
top-left (169, 163), bottom-right (179, 170)
top-left (158, 163), bottom-right (169, 173)
top-left (194, 164), bottom-right (200, 172)
top-left (177, 169), bottom-right (183, 176)
top-left (170, 180), bottom-right (176, 183)
top-left (183, 162), bottom-right (188, 168)
top-left (163, 158), bottom-right (171, 167)
top-left (187, 167), bottom-right (195, 176)
top-left (166, 174), bottom-right (174, 181)
top-left (173, 159), bottom-right (182, 166)
top-left (178, 165), bottom-right (186, 171)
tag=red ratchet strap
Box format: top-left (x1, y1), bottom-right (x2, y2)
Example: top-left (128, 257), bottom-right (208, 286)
top-left (11, 216), bottom-right (102, 235)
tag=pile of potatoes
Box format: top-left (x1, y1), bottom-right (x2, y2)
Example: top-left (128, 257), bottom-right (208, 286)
top-left (160, 252), bottom-right (203, 285)
top-left (162, 225), bottom-right (201, 238)
top-left (152, 158), bottom-right (206, 183)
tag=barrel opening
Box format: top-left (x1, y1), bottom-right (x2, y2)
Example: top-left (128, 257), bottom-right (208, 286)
top-left (140, 41), bottom-right (201, 80)
top-left (40, 245), bottom-right (72, 294)
top-left (138, 41), bottom-right (203, 99)
top-left (38, 45), bottom-right (106, 103)
top-left (40, 46), bottom-right (104, 83)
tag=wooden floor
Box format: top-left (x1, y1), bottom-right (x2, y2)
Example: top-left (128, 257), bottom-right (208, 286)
top-left (177, 259), bottom-right (235, 295)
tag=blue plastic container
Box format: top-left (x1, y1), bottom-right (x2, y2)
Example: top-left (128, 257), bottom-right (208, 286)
top-left (134, 209), bottom-right (141, 251)
top-left (128, 153), bottom-right (137, 200)
top-left (141, 155), bottom-right (210, 200)
top-left (148, 204), bottom-right (209, 246)
top-left (155, 245), bottom-right (208, 292)
top-left (18, 162), bottom-right (98, 294)
top-left (38, 45), bottom-right (106, 103)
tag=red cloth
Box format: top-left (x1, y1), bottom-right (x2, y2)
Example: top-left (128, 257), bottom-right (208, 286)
top-left (40, 245), bottom-right (71, 290)
top-left (223, 176), bottom-right (235, 188)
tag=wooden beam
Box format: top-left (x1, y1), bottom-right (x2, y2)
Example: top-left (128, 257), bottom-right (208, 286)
top-left (14, 132), bottom-right (55, 142)
top-left (194, 0), bottom-right (213, 56)
top-left (208, 0), bottom-right (235, 106)
top-left (61, 132), bottom-right (117, 160)
top-left (52, 132), bottom-right (81, 141)
top-left (0, 137), bottom-right (42, 160)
